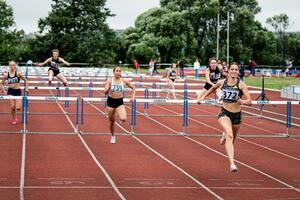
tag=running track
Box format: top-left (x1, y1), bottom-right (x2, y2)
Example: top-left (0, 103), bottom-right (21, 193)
top-left (0, 78), bottom-right (299, 199)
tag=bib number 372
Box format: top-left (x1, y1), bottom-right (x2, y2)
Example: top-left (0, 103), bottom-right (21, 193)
top-left (222, 90), bottom-right (238, 100)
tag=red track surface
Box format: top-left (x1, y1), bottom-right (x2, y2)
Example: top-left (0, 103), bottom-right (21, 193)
top-left (0, 78), bottom-right (299, 199)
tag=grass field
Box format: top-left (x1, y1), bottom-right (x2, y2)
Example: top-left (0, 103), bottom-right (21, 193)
top-left (119, 66), bottom-right (300, 90)
top-left (244, 76), bottom-right (300, 90)
top-left (190, 76), bottom-right (300, 90)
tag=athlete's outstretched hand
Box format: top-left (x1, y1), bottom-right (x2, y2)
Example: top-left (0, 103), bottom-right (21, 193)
top-left (197, 97), bottom-right (204, 104)
top-left (237, 97), bottom-right (244, 105)
top-left (104, 81), bottom-right (111, 95)
top-left (130, 97), bottom-right (135, 103)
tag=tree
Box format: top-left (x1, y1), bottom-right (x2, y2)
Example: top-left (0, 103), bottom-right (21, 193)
top-left (0, 1), bottom-right (23, 62)
top-left (266, 14), bottom-right (290, 63)
top-left (127, 42), bottom-right (157, 63)
top-left (120, 8), bottom-right (194, 63)
top-left (35, 0), bottom-right (117, 64)
top-left (287, 33), bottom-right (300, 65)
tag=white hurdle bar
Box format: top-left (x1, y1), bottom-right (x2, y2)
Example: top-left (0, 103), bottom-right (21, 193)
top-left (0, 95), bottom-right (77, 101)
top-left (81, 98), bottom-right (298, 135)
top-left (0, 95), bottom-right (79, 133)
top-left (11, 76), bottom-right (186, 82)
top-left (24, 80), bottom-right (204, 87)
top-left (12, 86), bottom-right (261, 94)
top-left (15, 73), bottom-right (164, 79)
top-left (82, 97), bottom-right (300, 105)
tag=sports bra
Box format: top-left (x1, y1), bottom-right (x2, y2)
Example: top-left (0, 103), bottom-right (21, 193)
top-left (110, 78), bottom-right (124, 93)
top-left (49, 57), bottom-right (61, 69)
top-left (169, 69), bottom-right (176, 80)
top-left (221, 78), bottom-right (243, 103)
top-left (7, 71), bottom-right (20, 84)
top-left (209, 67), bottom-right (221, 84)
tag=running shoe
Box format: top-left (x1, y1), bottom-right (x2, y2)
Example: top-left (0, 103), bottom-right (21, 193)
top-left (12, 119), bottom-right (17, 125)
top-left (220, 132), bottom-right (226, 145)
top-left (230, 164), bottom-right (238, 172)
top-left (110, 136), bottom-right (116, 144)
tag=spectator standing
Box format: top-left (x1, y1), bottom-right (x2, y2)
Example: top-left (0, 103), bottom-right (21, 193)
top-left (133, 59), bottom-right (139, 74)
top-left (249, 59), bottom-right (257, 76)
top-left (149, 59), bottom-right (155, 75)
top-left (153, 59), bottom-right (158, 75)
top-left (239, 62), bottom-right (246, 80)
top-left (193, 58), bottom-right (200, 79)
top-left (178, 59), bottom-right (185, 79)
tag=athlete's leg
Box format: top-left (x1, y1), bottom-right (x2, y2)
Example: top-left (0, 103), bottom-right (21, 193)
top-left (48, 70), bottom-right (54, 85)
top-left (218, 117), bottom-right (235, 166)
top-left (107, 107), bottom-right (115, 136)
top-left (57, 73), bottom-right (68, 87)
top-left (232, 125), bottom-right (240, 143)
top-left (116, 105), bottom-right (127, 124)
top-left (10, 99), bottom-right (17, 122)
top-left (171, 82), bottom-right (176, 100)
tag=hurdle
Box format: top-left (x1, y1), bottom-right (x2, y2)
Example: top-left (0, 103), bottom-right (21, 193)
top-left (25, 80), bottom-right (205, 87)
top-left (0, 96), bottom-right (79, 134)
top-left (13, 86), bottom-right (262, 94)
top-left (79, 97), bottom-right (299, 137)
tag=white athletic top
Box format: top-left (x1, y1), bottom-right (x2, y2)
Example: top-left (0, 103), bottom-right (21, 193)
top-left (110, 78), bottom-right (124, 93)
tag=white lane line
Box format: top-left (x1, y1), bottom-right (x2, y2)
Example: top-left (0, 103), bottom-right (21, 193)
top-left (76, 133), bottom-right (126, 200)
top-left (89, 101), bottom-right (224, 200)
top-left (124, 178), bottom-right (179, 181)
top-left (239, 139), bottom-right (300, 161)
top-left (182, 92), bottom-right (300, 142)
top-left (185, 104), bottom-right (300, 161)
top-left (209, 178), bottom-right (264, 182)
top-left (123, 104), bottom-right (179, 133)
top-left (19, 133), bottom-right (26, 200)
top-left (138, 104), bottom-right (300, 193)
top-left (243, 105), bottom-right (300, 121)
top-left (186, 136), bottom-right (300, 193)
top-left (131, 136), bottom-right (224, 200)
top-left (179, 92), bottom-right (300, 148)
top-left (37, 177), bottom-right (95, 180)
top-left (55, 98), bottom-right (127, 200)
top-left (0, 185), bottom-right (296, 190)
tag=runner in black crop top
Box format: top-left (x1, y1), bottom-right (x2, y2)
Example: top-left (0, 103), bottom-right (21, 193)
top-left (166, 63), bottom-right (177, 99)
top-left (36, 49), bottom-right (70, 87)
top-left (2, 61), bottom-right (29, 125)
top-left (197, 58), bottom-right (222, 102)
top-left (198, 63), bottom-right (251, 173)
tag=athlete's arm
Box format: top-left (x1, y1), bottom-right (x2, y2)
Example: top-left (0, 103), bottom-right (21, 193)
top-left (0, 80), bottom-right (5, 95)
top-left (238, 81), bottom-right (252, 105)
top-left (36, 58), bottom-right (51, 66)
top-left (104, 79), bottom-right (111, 95)
top-left (205, 68), bottom-right (215, 86)
top-left (124, 79), bottom-right (136, 100)
top-left (1, 73), bottom-right (7, 95)
top-left (59, 58), bottom-right (70, 66)
top-left (200, 80), bottom-right (223, 101)
top-left (18, 72), bottom-right (29, 93)
top-left (166, 70), bottom-right (171, 80)
top-left (218, 64), bottom-right (227, 77)
top-left (2, 73), bottom-right (8, 83)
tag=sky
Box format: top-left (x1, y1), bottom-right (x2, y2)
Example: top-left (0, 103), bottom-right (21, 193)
top-left (5, 0), bottom-right (300, 34)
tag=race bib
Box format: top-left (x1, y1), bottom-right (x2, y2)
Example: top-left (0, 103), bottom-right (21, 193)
top-left (210, 72), bottom-right (221, 80)
top-left (221, 89), bottom-right (239, 101)
top-left (111, 84), bottom-right (123, 92)
top-left (51, 61), bottom-right (59, 68)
